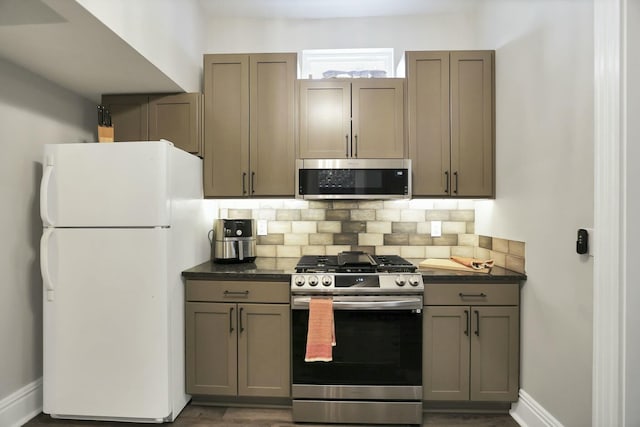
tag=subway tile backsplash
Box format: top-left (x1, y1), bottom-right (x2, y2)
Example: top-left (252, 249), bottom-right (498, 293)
top-left (216, 199), bottom-right (526, 274)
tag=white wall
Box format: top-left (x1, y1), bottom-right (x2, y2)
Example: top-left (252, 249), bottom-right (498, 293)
top-left (0, 58), bottom-right (94, 400)
top-left (205, 12), bottom-right (480, 70)
top-left (75, 0), bottom-right (206, 92)
top-left (474, 1), bottom-right (594, 426)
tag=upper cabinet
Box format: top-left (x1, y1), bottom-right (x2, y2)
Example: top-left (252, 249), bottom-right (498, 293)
top-left (298, 79), bottom-right (405, 159)
top-left (101, 94), bottom-right (149, 142)
top-left (298, 81), bottom-right (350, 159)
top-left (101, 93), bottom-right (203, 156)
top-left (406, 51), bottom-right (494, 198)
top-left (203, 53), bottom-right (297, 198)
top-left (149, 93), bottom-right (203, 155)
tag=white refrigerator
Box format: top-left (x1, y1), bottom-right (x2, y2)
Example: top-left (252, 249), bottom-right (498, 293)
top-left (40, 141), bottom-right (209, 422)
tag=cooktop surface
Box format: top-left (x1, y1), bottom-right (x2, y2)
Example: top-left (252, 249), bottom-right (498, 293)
top-left (295, 251), bottom-right (416, 273)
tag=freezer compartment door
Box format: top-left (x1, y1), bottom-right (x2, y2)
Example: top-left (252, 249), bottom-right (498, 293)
top-left (41, 141), bottom-right (172, 227)
top-left (42, 228), bottom-right (172, 420)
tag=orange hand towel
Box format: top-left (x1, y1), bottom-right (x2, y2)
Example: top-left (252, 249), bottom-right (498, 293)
top-left (451, 256), bottom-right (495, 270)
top-left (305, 298), bottom-right (336, 362)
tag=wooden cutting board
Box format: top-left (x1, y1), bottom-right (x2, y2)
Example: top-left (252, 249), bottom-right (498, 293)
top-left (418, 258), bottom-right (490, 274)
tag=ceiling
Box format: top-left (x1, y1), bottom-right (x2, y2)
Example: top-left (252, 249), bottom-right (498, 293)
top-left (0, 0), bottom-right (478, 102)
top-left (0, 0), bottom-right (182, 102)
top-left (198, 0), bottom-right (477, 20)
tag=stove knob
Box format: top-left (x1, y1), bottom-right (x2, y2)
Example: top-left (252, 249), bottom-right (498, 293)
top-left (322, 275), bottom-right (332, 287)
top-left (395, 275), bottom-right (407, 286)
top-left (294, 275), bottom-right (306, 287)
top-left (308, 275), bottom-right (319, 286)
top-left (408, 275), bottom-right (421, 286)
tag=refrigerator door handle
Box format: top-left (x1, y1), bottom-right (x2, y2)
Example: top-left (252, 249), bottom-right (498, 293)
top-left (40, 156), bottom-right (54, 226)
top-left (40, 228), bottom-right (55, 301)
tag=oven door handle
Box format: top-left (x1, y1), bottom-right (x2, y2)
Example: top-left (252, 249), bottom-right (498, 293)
top-left (291, 296), bottom-right (423, 310)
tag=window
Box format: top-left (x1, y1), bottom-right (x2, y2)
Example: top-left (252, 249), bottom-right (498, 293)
top-left (300, 48), bottom-right (395, 79)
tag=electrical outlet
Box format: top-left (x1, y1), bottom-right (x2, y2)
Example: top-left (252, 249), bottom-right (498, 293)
top-left (257, 220), bottom-right (268, 236)
top-left (431, 221), bottom-right (442, 237)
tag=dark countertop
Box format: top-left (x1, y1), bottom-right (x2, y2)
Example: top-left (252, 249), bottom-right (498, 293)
top-left (182, 258), bottom-right (299, 282)
top-left (182, 258), bottom-right (527, 283)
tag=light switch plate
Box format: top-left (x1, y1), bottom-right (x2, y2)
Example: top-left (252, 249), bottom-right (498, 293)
top-left (431, 220), bottom-right (442, 237)
top-left (257, 220), bottom-right (268, 236)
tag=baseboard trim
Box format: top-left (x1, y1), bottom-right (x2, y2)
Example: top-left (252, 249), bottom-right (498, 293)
top-left (0, 378), bottom-right (43, 427)
top-left (510, 389), bottom-right (564, 427)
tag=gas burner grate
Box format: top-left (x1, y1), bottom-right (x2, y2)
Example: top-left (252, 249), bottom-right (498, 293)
top-left (295, 253), bottom-right (417, 273)
top-left (372, 255), bottom-right (417, 272)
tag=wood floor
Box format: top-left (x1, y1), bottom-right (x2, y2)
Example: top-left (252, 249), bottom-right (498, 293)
top-left (23, 404), bottom-right (520, 427)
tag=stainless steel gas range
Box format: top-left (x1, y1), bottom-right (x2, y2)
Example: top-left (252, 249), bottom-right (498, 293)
top-left (290, 251), bottom-right (424, 425)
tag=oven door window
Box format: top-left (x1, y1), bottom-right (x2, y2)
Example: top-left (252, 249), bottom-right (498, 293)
top-left (292, 309), bottom-right (422, 386)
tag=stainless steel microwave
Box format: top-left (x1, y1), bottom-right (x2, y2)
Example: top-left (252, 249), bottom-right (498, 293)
top-left (295, 159), bottom-right (411, 200)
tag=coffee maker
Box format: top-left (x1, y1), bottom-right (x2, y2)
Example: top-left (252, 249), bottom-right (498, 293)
top-left (211, 219), bottom-right (257, 263)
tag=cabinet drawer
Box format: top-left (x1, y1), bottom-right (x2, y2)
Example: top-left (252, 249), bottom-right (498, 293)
top-left (186, 280), bottom-right (290, 303)
top-left (424, 283), bottom-right (519, 306)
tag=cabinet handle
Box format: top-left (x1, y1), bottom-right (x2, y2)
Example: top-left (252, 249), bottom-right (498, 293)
top-left (474, 310), bottom-right (480, 336)
top-left (464, 309), bottom-right (469, 336)
top-left (344, 134), bottom-right (349, 157)
top-left (229, 307), bottom-right (234, 333)
top-left (444, 171), bottom-right (449, 194)
top-left (251, 172), bottom-right (255, 195)
top-left (239, 307), bottom-right (244, 333)
top-left (224, 290), bottom-right (250, 297)
top-left (459, 292), bottom-right (487, 298)
top-left (354, 134), bottom-right (358, 157)
top-left (242, 172), bottom-right (247, 195)
top-left (453, 171), bottom-right (459, 194)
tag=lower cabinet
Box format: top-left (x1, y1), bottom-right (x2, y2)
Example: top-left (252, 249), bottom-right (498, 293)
top-left (423, 283), bottom-right (519, 402)
top-left (185, 280), bottom-right (290, 398)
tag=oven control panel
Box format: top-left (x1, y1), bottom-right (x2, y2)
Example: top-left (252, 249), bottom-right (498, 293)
top-left (291, 273), bottom-right (424, 292)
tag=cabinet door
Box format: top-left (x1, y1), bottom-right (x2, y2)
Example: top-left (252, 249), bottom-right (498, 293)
top-left (185, 302), bottom-right (237, 396)
top-left (237, 304), bottom-right (291, 397)
top-left (101, 94), bottom-right (149, 142)
top-left (450, 51), bottom-right (494, 197)
top-left (203, 54), bottom-right (249, 197)
top-left (298, 80), bottom-right (351, 158)
top-left (423, 306), bottom-right (470, 401)
top-left (249, 54), bottom-right (296, 196)
top-left (406, 52), bottom-right (451, 196)
top-left (352, 79), bottom-right (405, 158)
top-left (149, 93), bottom-right (202, 155)
top-left (470, 306), bottom-right (519, 401)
